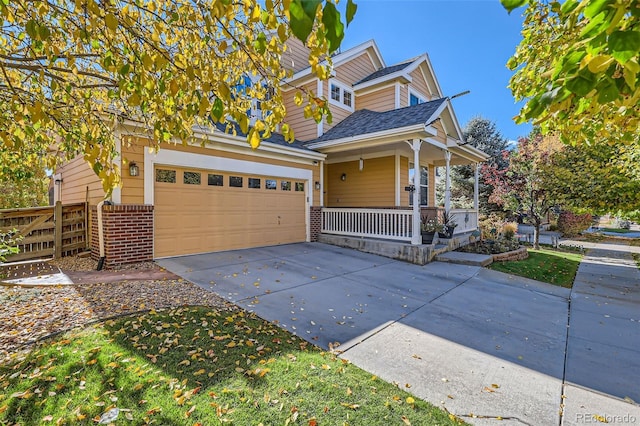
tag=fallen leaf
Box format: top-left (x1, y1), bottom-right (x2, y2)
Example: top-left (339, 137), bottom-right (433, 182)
top-left (340, 402), bottom-right (360, 410)
top-left (401, 415), bottom-right (412, 425)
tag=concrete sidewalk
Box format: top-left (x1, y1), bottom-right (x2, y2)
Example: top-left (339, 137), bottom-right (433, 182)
top-left (563, 244), bottom-right (640, 425)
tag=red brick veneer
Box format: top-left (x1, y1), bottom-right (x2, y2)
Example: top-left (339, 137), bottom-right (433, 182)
top-left (91, 204), bottom-right (154, 268)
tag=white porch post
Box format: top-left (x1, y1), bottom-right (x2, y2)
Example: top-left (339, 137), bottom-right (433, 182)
top-left (444, 150), bottom-right (452, 212)
top-left (474, 162), bottom-right (480, 228)
top-left (408, 139), bottom-right (422, 245)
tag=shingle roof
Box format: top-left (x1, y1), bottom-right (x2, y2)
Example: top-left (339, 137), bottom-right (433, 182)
top-left (308, 98), bottom-right (447, 144)
top-left (212, 121), bottom-right (311, 151)
top-left (355, 61), bottom-right (413, 85)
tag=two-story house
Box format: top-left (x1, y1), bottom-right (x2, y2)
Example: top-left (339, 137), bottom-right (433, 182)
top-left (54, 39), bottom-right (487, 266)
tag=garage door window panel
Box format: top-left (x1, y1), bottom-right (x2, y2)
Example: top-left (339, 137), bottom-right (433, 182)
top-left (281, 181), bottom-right (291, 191)
top-left (295, 182), bottom-right (304, 191)
top-left (208, 174), bottom-right (223, 186)
top-left (229, 176), bottom-right (243, 187)
top-left (184, 171), bottom-right (201, 185)
top-left (156, 169), bottom-right (176, 183)
top-left (248, 178), bottom-right (261, 189)
top-left (266, 179), bottom-right (277, 190)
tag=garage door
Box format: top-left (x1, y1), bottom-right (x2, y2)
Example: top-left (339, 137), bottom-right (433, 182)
top-left (154, 166), bottom-right (307, 258)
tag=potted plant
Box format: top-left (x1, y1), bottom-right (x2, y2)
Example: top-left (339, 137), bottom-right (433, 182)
top-left (420, 216), bottom-right (443, 244)
top-left (438, 210), bottom-right (458, 239)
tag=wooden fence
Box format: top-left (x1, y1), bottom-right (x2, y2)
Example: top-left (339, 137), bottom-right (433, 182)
top-left (0, 202), bottom-right (88, 262)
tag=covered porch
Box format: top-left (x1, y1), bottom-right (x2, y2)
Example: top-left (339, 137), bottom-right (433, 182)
top-left (305, 99), bottom-right (488, 260)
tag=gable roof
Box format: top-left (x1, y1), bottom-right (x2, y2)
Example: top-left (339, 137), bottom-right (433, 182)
top-left (352, 53), bottom-right (443, 99)
top-left (355, 61), bottom-right (413, 85)
top-left (308, 98), bottom-right (447, 144)
top-left (284, 39), bottom-right (385, 86)
top-left (211, 121), bottom-right (312, 151)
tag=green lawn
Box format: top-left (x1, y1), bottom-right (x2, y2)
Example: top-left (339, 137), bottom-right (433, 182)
top-left (0, 307), bottom-right (463, 425)
top-left (489, 249), bottom-right (583, 288)
top-left (602, 228), bottom-right (634, 234)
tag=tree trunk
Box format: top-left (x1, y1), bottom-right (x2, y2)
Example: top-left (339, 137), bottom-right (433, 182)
top-left (533, 221), bottom-right (541, 250)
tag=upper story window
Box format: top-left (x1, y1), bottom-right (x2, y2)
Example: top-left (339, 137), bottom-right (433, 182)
top-left (329, 80), bottom-right (354, 111)
top-left (409, 88), bottom-right (427, 106)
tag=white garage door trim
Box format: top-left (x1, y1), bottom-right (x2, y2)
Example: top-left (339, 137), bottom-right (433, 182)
top-left (144, 149), bottom-right (313, 242)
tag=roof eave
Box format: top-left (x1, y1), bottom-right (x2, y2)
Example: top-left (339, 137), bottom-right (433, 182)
top-left (353, 70), bottom-right (412, 91)
top-left (306, 123), bottom-right (434, 153)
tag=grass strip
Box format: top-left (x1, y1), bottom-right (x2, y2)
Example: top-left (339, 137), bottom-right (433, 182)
top-left (489, 249), bottom-right (583, 288)
top-left (0, 307), bottom-right (464, 425)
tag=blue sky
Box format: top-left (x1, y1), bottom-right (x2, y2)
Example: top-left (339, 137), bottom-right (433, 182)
top-left (340, 0), bottom-right (532, 142)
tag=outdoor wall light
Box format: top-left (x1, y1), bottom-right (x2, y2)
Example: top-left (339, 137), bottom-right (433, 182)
top-left (54, 178), bottom-right (63, 185)
top-left (340, 173), bottom-right (347, 181)
top-left (129, 161), bottom-right (139, 177)
top-left (315, 181), bottom-right (321, 190)
top-left (359, 157), bottom-right (364, 171)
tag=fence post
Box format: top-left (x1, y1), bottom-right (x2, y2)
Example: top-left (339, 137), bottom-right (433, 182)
top-left (54, 201), bottom-right (62, 259)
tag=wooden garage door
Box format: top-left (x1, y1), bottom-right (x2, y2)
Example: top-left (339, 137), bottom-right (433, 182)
top-left (154, 166), bottom-right (307, 258)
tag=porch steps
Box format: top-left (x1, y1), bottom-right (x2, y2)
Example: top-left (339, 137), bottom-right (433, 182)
top-left (434, 251), bottom-right (493, 267)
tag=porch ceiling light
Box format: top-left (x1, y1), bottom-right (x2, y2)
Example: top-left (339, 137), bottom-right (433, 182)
top-left (341, 173), bottom-right (347, 181)
top-left (129, 161), bottom-right (139, 177)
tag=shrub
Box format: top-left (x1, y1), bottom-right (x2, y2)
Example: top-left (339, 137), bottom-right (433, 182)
top-left (479, 213), bottom-right (504, 240)
top-left (612, 217), bottom-right (631, 229)
top-left (0, 230), bottom-right (21, 263)
top-left (502, 222), bottom-right (518, 240)
top-left (557, 211), bottom-right (592, 237)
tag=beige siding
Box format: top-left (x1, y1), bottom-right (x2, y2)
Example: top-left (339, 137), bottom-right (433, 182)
top-left (409, 67), bottom-right (432, 100)
top-left (326, 156), bottom-right (395, 207)
top-left (334, 53), bottom-right (377, 86)
top-left (120, 137), bottom-right (321, 207)
top-left (120, 137), bottom-right (146, 204)
top-left (57, 156), bottom-right (104, 205)
top-left (428, 165), bottom-right (436, 207)
top-left (324, 104), bottom-right (351, 133)
top-left (357, 86), bottom-right (395, 112)
top-left (432, 120), bottom-right (448, 144)
top-left (400, 156), bottom-right (409, 207)
top-left (399, 84), bottom-right (408, 108)
top-left (282, 38), bottom-right (310, 74)
top-left (283, 81), bottom-right (320, 142)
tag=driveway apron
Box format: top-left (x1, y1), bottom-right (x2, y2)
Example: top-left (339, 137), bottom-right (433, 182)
top-left (158, 242), bottom-right (639, 425)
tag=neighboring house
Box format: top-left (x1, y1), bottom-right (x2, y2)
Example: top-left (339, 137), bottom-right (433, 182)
top-left (55, 39), bottom-right (487, 265)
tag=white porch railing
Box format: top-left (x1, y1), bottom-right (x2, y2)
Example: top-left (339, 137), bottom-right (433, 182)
top-left (450, 209), bottom-right (478, 234)
top-left (321, 208), bottom-right (414, 242)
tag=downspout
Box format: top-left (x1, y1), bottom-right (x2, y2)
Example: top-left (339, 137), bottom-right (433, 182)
top-left (96, 200), bottom-right (106, 270)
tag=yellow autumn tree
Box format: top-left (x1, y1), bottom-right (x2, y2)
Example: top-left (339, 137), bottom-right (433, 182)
top-left (0, 0), bottom-right (356, 194)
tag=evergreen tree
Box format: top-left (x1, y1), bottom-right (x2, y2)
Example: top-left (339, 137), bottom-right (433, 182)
top-left (437, 117), bottom-right (510, 216)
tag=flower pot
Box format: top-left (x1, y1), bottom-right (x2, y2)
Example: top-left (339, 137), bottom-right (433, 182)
top-left (438, 225), bottom-right (456, 239)
top-left (421, 231), bottom-right (436, 244)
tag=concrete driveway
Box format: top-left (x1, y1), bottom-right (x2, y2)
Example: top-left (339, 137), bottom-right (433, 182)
top-left (158, 242), bottom-right (640, 425)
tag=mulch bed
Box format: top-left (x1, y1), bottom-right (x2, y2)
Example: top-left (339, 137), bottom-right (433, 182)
top-left (0, 258), bottom-right (234, 364)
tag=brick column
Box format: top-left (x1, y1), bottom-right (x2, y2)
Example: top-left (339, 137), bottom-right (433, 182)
top-left (91, 204), bottom-right (154, 268)
top-left (310, 206), bottom-right (322, 242)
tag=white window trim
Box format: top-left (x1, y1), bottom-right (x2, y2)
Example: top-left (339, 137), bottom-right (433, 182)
top-left (408, 87), bottom-right (428, 106)
top-left (409, 162), bottom-right (429, 207)
top-left (328, 79), bottom-right (355, 112)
